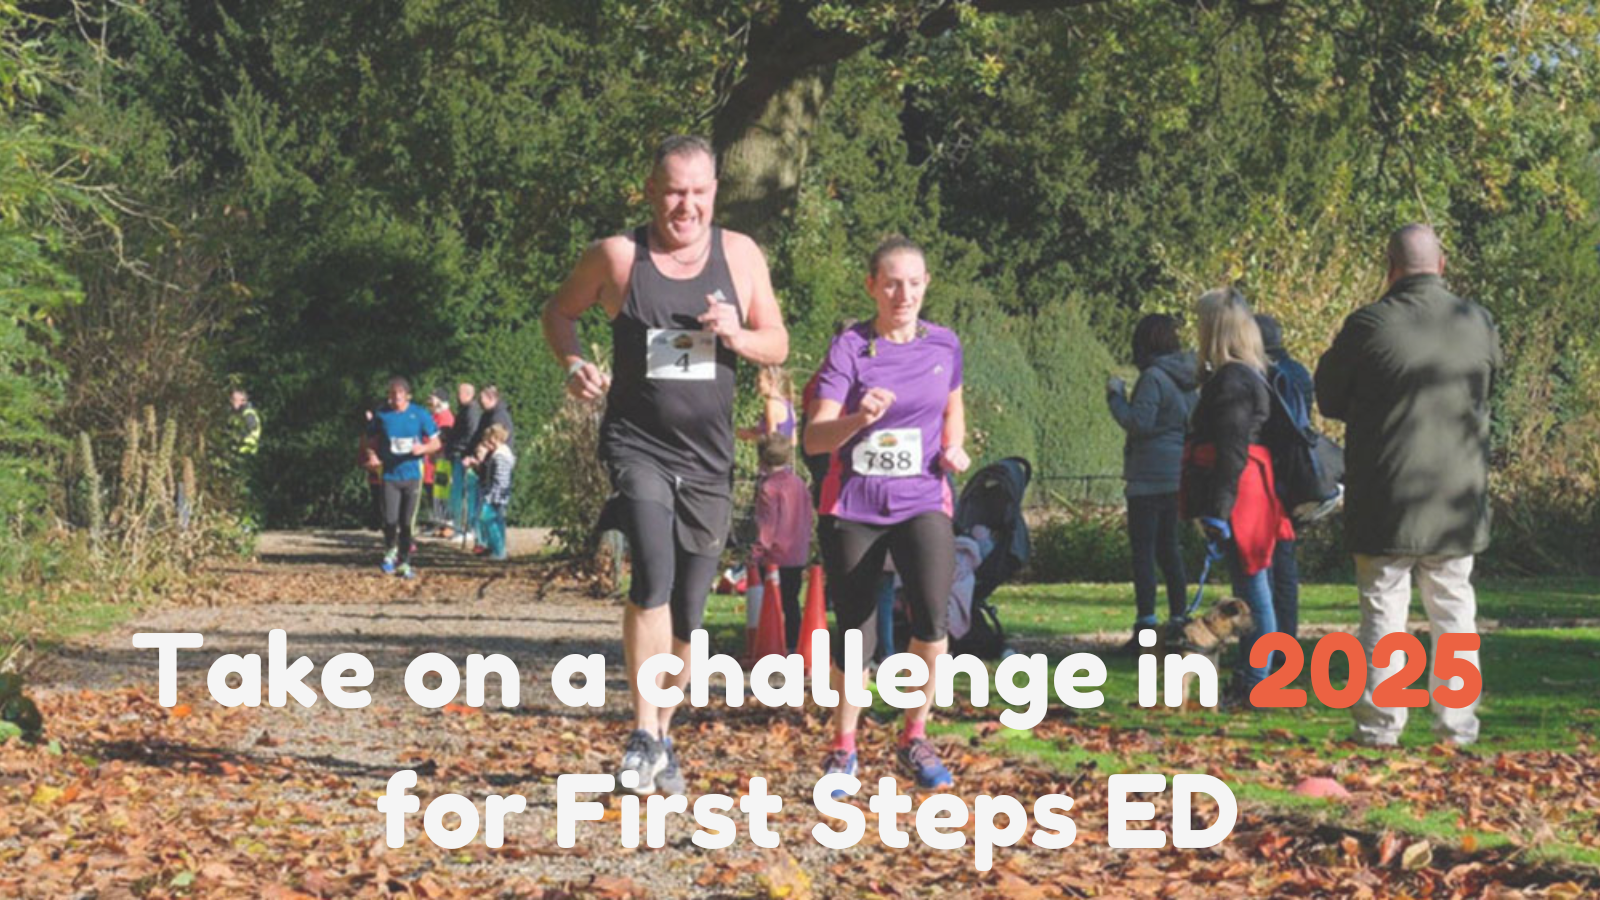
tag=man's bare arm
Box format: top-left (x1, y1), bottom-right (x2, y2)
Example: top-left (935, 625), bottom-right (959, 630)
top-left (542, 238), bottom-right (628, 399)
top-left (725, 232), bottom-right (788, 366)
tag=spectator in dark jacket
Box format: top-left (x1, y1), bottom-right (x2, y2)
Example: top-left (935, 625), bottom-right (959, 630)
top-left (466, 385), bottom-right (514, 554)
top-left (1315, 224), bottom-right (1499, 747)
top-left (1184, 288), bottom-right (1292, 702)
top-left (1255, 314), bottom-right (1311, 665)
top-left (471, 384), bottom-right (514, 451)
top-left (1107, 314), bottom-right (1199, 646)
top-left (447, 383), bottom-right (482, 546)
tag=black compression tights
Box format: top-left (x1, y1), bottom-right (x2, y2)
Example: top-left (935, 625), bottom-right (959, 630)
top-left (382, 479), bottom-right (421, 564)
top-left (617, 497), bottom-right (719, 642)
top-left (822, 512), bottom-right (955, 669)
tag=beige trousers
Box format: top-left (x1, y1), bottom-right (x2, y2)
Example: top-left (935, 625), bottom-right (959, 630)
top-left (1351, 554), bottom-right (1482, 746)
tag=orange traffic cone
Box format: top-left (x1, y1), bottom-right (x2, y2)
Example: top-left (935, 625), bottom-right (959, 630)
top-left (798, 564), bottom-right (830, 674)
top-left (744, 558), bottom-right (764, 659)
top-left (751, 565), bottom-right (788, 662)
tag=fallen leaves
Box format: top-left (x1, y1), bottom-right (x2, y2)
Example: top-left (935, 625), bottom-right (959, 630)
top-left (758, 851), bottom-right (813, 899)
top-left (6, 555), bottom-right (1598, 900)
top-left (1400, 839), bottom-right (1433, 871)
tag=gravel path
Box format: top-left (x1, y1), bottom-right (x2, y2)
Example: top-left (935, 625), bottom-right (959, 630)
top-left (35, 531), bottom-right (1025, 898)
top-left (30, 532), bottom-right (1583, 899)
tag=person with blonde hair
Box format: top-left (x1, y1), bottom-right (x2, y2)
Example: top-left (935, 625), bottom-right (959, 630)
top-left (738, 364), bottom-right (796, 446)
top-left (1182, 288), bottom-right (1292, 704)
top-left (477, 423), bottom-right (515, 561)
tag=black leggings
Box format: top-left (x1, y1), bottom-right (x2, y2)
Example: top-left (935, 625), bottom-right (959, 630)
top-left (382, 479), bottom-right (421, 563)
top-left (1127, 492), bottom-right (1187, 624)
top-left (822, 512), bottom-right (955, 669)
top-left (617, 496), bottom-right (720, 642)
top-left (367, 483), bottom-right (384, 532)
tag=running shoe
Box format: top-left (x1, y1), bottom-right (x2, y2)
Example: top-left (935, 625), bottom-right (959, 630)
top-left (617, 729), bottom-right (666, 795)
top-left (654, 737), bottom-right (686, 796)
top-left (380, 549), bottom-right (398, 575)
top-left (897, 738), bottom-right (953, 791)
top-left (397, 563), bottom-right (416, 580)
top-left (821, 748), bottom-right (858, 802)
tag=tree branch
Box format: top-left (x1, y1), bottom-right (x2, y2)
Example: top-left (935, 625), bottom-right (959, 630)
top-left (713, 0), bottom-right (1108, 153)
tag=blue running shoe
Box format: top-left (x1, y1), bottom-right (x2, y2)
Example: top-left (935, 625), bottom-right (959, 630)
top-left (380, 550), bottom-right (398, 575)
top-left (821, 748), bottom-right (858, 802)
top-left (897, 738), bottom-right (953, 791)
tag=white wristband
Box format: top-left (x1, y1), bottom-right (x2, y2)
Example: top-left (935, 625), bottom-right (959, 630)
top-left (565, 358), bottom-right (588, 379)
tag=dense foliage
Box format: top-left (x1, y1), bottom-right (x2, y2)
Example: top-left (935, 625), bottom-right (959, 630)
top-left (8, 0), bottom-right (1600, 571)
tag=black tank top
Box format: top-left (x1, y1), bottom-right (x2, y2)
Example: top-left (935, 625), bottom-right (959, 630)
top-left (601, 225), bottom-right (740, 481)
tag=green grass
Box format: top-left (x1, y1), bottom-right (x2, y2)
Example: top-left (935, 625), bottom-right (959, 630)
top-left (987, 576), bottom-right (1600, 638)
top-left (702, 578), bottom-right (1600, 864)
top-left (706, 576), bottom-right (1600, 645)
top-left (0, 587), bottom-right (137, 649)
top-left (704, 578), bottom-right (1600, 751)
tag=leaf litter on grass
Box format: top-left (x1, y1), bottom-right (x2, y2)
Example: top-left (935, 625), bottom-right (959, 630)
top-left (2, 683), bottom-right (1596, 899)
top-left (5, 549), bottom-right (1598, 898)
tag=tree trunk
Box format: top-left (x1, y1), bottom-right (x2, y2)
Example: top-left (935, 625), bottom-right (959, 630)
top-left (712, 67), bottom-right (835, 243)
top-left (708, 0), bottom-right (1109, 241)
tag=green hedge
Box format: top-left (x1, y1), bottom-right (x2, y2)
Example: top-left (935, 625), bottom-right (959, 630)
top-left (1026, 503), bottom-right (1355, 586)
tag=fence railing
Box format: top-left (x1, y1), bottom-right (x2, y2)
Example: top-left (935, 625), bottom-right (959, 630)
top-left (1027, 474), bottom-right (1124, 508)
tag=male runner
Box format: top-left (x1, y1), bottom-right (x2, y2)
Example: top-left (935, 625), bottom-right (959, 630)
top-left (542, 135), bottom-right (788, 794)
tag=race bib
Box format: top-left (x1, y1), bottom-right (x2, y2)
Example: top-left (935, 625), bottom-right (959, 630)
top-left (646, 328), bottom-right (716, 381)
top-left (851, 429), bottom-right (923, 478)
top-left (389, 436), bottom-right (415, 456)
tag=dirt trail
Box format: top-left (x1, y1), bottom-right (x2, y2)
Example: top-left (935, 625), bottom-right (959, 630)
top-left (8, 531), bottom-right (1594, 899)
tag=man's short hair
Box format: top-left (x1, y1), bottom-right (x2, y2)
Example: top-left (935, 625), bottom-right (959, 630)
top-left (231, 389), bottom-right (248, 400)
top-left (481, 385), bottom-right (500, 403)
top-left (653, 135), bottom-right (716, 171)
top-left (388, 376), bottom-right (411, 394)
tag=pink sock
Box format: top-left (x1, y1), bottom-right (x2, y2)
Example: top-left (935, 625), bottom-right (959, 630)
top-left (833, 732), bottom-right (857, 754)
top-left (900, 719), bottom-right (927, 746)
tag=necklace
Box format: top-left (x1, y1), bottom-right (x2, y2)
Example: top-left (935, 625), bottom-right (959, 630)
top-left (650, 224), bottom-right (711, 267)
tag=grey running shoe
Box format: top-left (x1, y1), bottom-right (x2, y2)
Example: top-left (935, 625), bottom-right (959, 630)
top-left (617, 729), bottom-right (665, 795)
top-left (654, 737), bottom-right (686, 796)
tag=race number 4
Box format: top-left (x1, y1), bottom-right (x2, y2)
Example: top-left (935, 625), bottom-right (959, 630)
top-left (646, 329), bottom-right (716, 381)
top-left (852, 429), bottom-right (922, 477)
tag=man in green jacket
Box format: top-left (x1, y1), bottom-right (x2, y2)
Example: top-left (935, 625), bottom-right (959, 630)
top-left (1315, 224), bottom-right (1501, 747)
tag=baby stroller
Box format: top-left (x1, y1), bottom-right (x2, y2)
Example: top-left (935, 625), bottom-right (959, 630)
top-left (892, 457), bottom-right (1033, 660)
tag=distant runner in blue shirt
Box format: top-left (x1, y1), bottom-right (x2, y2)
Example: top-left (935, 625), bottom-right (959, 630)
top-left (366, 376), bottom-right (441, 578)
